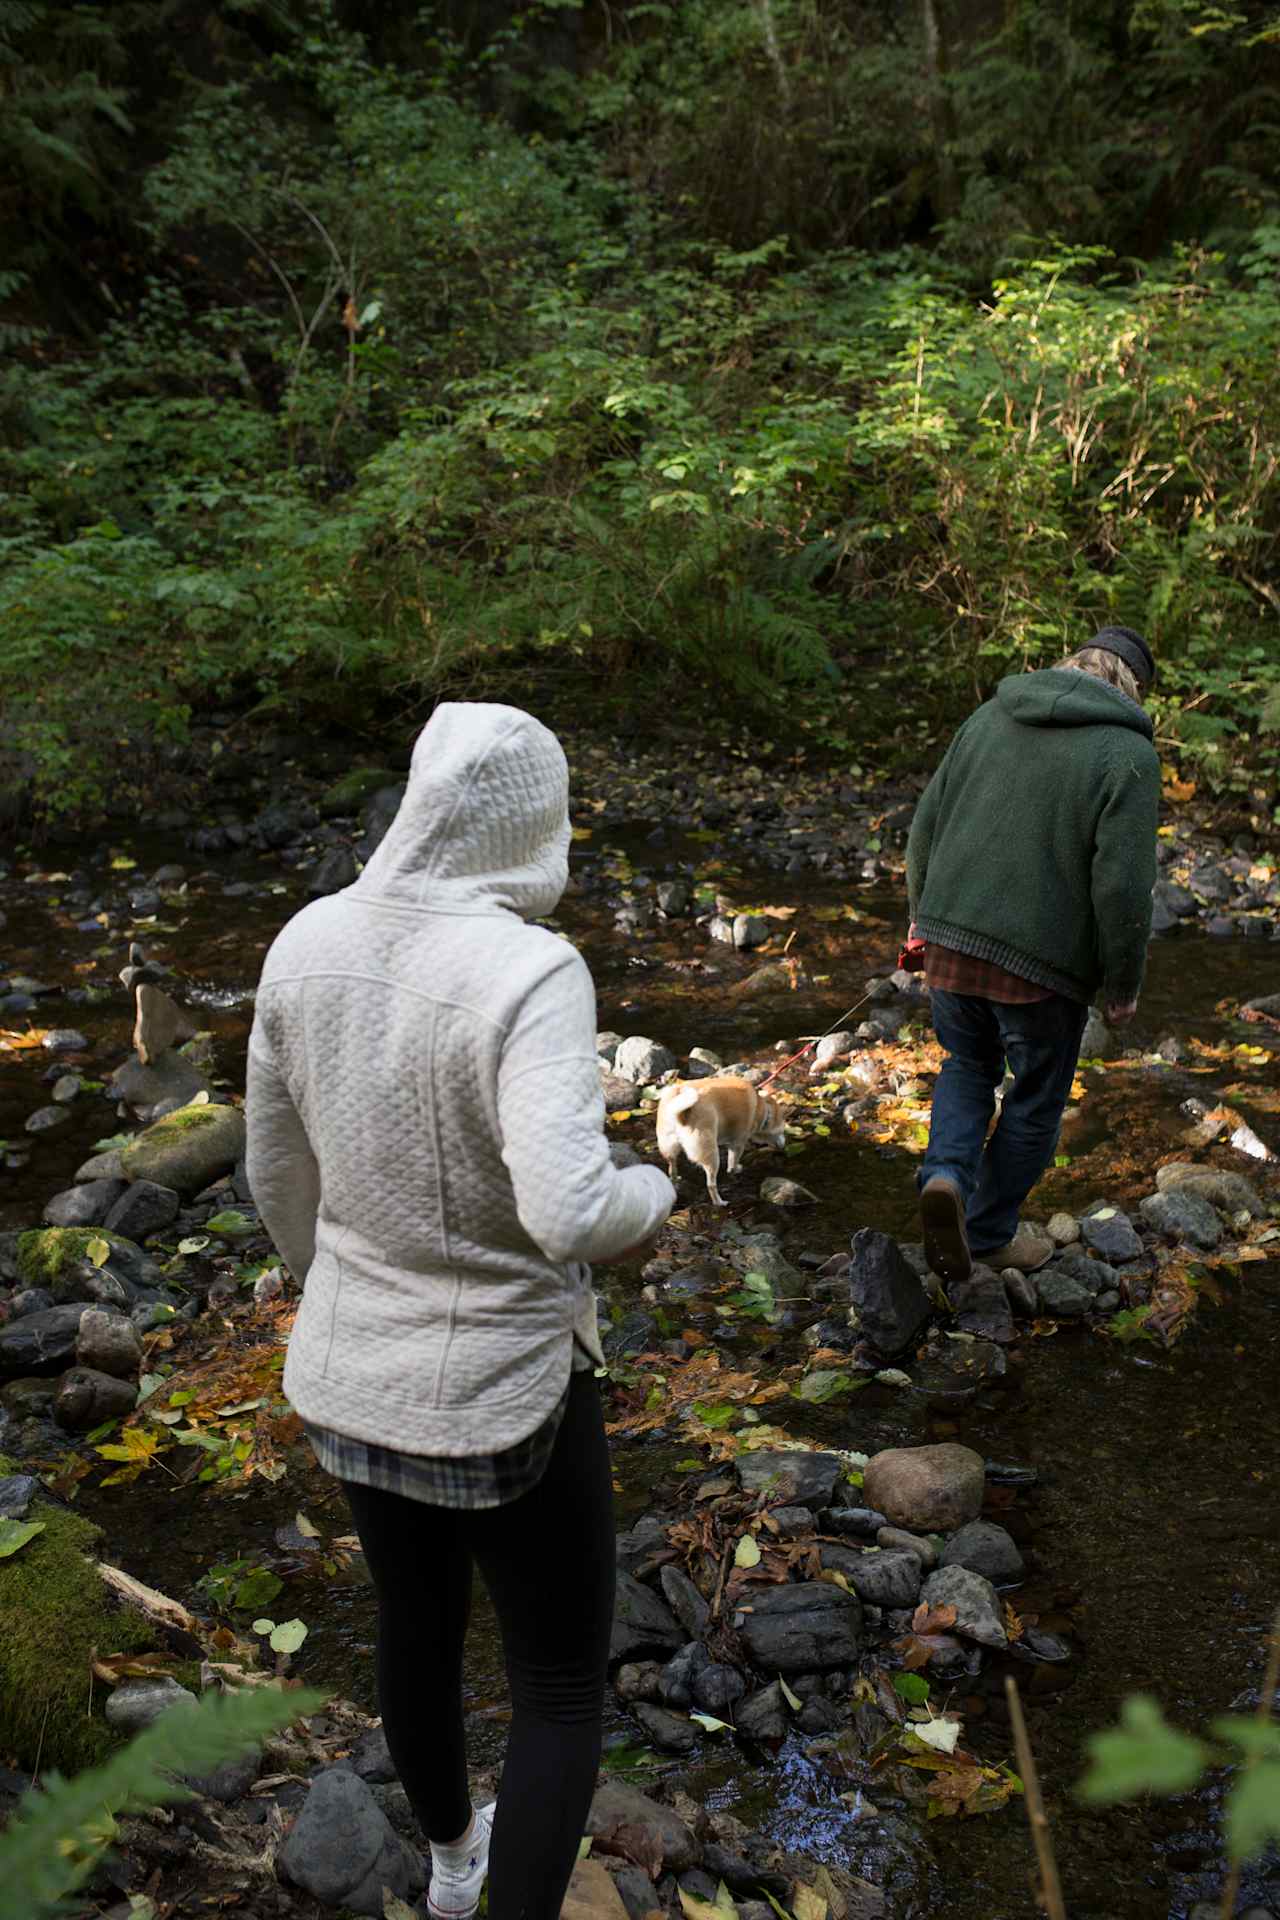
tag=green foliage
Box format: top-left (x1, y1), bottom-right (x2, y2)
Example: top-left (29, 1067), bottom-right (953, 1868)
top-left (1079, 1691), bottom-right (1280, 1866)
top-left (0, 1682), bottom-right (325, 1920)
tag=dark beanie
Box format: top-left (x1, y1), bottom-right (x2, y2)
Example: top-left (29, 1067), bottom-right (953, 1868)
top-left (1089, 626), bottom-right (1155, 689)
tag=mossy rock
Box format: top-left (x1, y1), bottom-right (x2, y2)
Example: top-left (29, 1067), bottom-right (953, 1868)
top-left (121, 1101), bottom-right (246, 1195)
top-left (0, 1503), bottom-right (156, 1770)
top-left (14, 1228), bottom-right (156, 1303)
top-left (320, 766), bottom-right (400, 817)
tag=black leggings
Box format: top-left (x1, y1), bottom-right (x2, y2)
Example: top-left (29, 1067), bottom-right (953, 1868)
top-left (341, 1371), bottom-right (616, 1920)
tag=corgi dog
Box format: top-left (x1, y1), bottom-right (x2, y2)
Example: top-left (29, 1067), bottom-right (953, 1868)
top-left (655, 1074), bottom-right (787, 1206)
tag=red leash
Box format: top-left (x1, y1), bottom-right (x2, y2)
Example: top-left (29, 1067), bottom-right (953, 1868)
top-left (754, 938), bottom-right (926, 1092)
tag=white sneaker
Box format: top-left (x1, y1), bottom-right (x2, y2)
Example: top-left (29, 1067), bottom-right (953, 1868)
top-left (427, 1801), bottom-right (496, 1919)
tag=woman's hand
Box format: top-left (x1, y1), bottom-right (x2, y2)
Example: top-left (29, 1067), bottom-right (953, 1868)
top-left (1105, 998), bottom-right (1138, 1025)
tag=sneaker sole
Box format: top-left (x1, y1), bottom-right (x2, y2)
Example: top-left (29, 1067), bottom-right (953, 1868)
top-left (920, 1178), bottom-right (973, 1285)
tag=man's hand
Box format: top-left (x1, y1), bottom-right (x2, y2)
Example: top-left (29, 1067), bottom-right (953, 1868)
top-left (1106, 998), bottom-right (1138, 1026)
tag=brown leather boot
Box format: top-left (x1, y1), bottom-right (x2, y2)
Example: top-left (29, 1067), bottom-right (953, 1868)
top-left (980, 1224), bottom-right (1054, 1273)
top-left (920, 1175), bottom-right (972, 1284)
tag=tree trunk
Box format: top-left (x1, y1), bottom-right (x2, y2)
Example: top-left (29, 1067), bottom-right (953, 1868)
top-left (921, 0), bottom-right (960, 221)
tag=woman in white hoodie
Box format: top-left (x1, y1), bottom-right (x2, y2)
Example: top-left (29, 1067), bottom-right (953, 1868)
top-left (246, 705), bottom-right (675, 1920)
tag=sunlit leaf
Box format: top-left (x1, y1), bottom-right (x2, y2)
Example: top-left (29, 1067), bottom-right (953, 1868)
top-left (0, 1519), bottom-right (45, 1559)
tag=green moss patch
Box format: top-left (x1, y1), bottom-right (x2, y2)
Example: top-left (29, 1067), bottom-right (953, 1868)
top-left (319, 766), bottom-right (399, 816)
top-left (0, 1506), bottom-right (156, 1771)
top-left (15, 1228), bottom-right (131, 1289)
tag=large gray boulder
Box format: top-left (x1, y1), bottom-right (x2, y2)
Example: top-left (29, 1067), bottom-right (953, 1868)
top-left (736, 1450), bottom-right (846, 1510)
top-left (736, 1581), bottom-right (863, 1672)
top-left (1139, 1189), bottom-right (1223, 1250)
top-left (863, 1443), bottom-right (985, 1532)
top-left (613, 1037), bottom-right (677, 1084)
top-left (121, 1101), bottom-right (246, 1194)
top-left (847, 1229), bottom-right (931, 1355)
top-left (277, 1765), bottom-right (425, 1916)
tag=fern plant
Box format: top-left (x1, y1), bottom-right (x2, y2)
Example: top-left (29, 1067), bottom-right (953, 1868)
top-left (0, 1684), bottom-right (324, 1920)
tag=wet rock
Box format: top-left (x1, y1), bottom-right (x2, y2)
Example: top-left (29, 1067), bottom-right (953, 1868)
top-left (42, 1029), bottom-right (88, 1055)
top-left (186, 1750), bottom-right (262, 1803)
top-left (105, 1677), bottom-right (197, 1732)
top-left (614, 1662), bottom-right (663, 1705)
top-left (103, 1180), bottom-right (181, 1241)
top-left (350, 1728), bottom-right (396, 1783)
top-left (132, 985), bottom-right (196, 1065)
top-left (947, 1265), bottom-right (1015, 1342)
top-left (692, 1661), bottom-right (747, 1714)
top-left (586, 1782), bottom-right (698, 1877)
top-left (1047, 1212), bottom-right (1080, 1246)
top-left (631, 1701), bottom-right (696, 1754)
top-left (601, 1070), bottom-right (639, 1112)
top-left (611, 1571), bottom-right (684, 1661)
top-left (919, 1565), bottom-right (1008, 1647)
top-left (766, 1504), bottom-right (821, 1538)
top-left (939, 1520), bottom-right (1025, 1585)
top-left (615, 1515), bottom-right (667, 1578)
top-left (1003, 1268), bottom-right (1040, 1316)
top-left (733, 914), bottom-right (771, 951)
top-left (121, 1101), bottom-right (246, 1193)
top-left (320, 768), bottom-right (400, 817)
top-left (877, 1527), bottom-right (939, 1570)
top-left (109, 1052), bottom-right (211, 1118)
top-left (15, 1227), bottom-right (158, 1305)
top-left (912, 1337), bottom-right (1007, 1408)
top-left (0, 1304), bottom-right (90, 1378)
top-left (736, 1450), bottom-right (845, 1509)
top-left (76, 1306), bottom-right (143, 1379)
top-left (1051, 1247), bottom-right (1115, 1296)
top-left (25, 1105), bottom-right (70, 1134)
top-left (758, 1177), bottom-right (816, 1208)
top-left (847, 1229), bottom-right (931, 1356)
top-left (737, 1581), bottom-right (863, 1672)
top-left (658, 1642), bottom-right (705, 1708)
top-left (54, 1366), bottom-right (138, 1431)
top-left (0, 1473), bottom-right (39, 1518)
top-left (1155, 1163), bottom-right (1265, 1216)
top-left (660, 1566), bottom-right (709, 1640)
top-left (51, 1074), bottom-right (81, 1104)
top-left (613, 1037), bottom-right (676, 1084)
top-left (820, 1544), bottom-right (923, 1608)
top-left (277, 1765), bottom-right (424, 1916)
top-left (75, 1148), bottom-right (127, 1184)
top-left (42, 1180), bottom-right (128, 1229)
top-left (863, 1443), bottom-right (985, 1532)
top-left (735, 1679), bottom-right (789, 1742)
top-left (602, 1310), bottom-right (659, 1360)
top-left (1080, 1008), bottom-right (1116, 1058)
top-left (822, 1507), bottom-right (889, 1539)
top-left (813, 1031), bottom-right (855, 1066)
top-left (1035, 1269), bottom-right (1091, 1318)
top-left (708, 915), bottom-right (735, 945)
top-left (655, 880), bottom-right (690, 916)
top-left (687, 1047), bottom-right (723, 1076)
top-left (1081, 1204), bottom-right (1143, 1262)
top-left (306, 848), bottom-right (358, 897)
top-left (1139, 1189), bottom-right (1223, 1250)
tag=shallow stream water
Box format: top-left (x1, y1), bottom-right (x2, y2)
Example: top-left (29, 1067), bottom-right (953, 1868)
top-left (2, 817), bottom-right (1279, 1917)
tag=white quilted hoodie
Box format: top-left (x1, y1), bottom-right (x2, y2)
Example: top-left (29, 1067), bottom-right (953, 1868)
top-left (245, 704), bottom-right (674, 1455)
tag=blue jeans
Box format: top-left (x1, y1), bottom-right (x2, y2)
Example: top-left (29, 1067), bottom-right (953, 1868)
top-left (920, 990), bottom-right (1088, 1256)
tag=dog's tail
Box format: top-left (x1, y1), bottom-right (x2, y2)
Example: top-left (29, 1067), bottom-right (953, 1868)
top-left (666, 1083), bottom-right (701, 1118)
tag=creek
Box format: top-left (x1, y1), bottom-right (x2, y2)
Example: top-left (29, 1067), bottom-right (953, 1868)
top-left (1, 809), bottom-right (1279, 1919)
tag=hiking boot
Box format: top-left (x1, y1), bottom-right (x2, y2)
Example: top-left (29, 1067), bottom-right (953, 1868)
top-left (920, 1175), bottom-right (972, 1285)
top-left (978, 1225), bottom-right (1054, 1273)
top-left (427, 1802), bottom-right (496, 1919)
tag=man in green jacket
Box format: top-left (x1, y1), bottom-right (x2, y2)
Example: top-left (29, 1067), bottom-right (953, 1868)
top-left (906, 628), bottom-right (1160, 1282)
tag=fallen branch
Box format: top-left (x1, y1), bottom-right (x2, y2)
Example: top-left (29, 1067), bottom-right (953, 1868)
top-left (1005, 1674), bottom-right (1067, 1920)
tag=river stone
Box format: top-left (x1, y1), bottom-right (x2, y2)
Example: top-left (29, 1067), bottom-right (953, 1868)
top-left (54, 1366), bottom-right (139, 1431)
top-left (601, 1070), bottom-right (639, 1112)
top-left (759, 1176), bottom-right (816, 1208)
top-left (109, 1052), bottom-right (211, 1118)
top-left (1139, 1189), bottom-right (1223, 1250)
top-left (947, 1265), bottom-right (1015, 1342)
top-left (877, 1527), bottom-right (939, 1570)
top-left (616, 1515), bottom-right (667, 1577)
top-left (186, 1750), bottom-right (262, 1803)
top-left (25, 1105), bottom-right (70, 1134)
top-left (735, 1679), bottom-right (789, 1742)
top-left (586, 1782), bottom-right (698, 1876)
top-left (631, 1701), bottom-right (697, 1754)
top-left (75, 1148), bottom-right (127, 1184)
top-left (76, 1306), bottom-right (143, 1379)
top-left (1081, 1205), bottom-right (1143, 1262)
top-left (814, 1031), bottom-right (856, 1066)
top-left (847, 1229), bottom-right (931, 1355)
top-left (351, 1727), bottom-right (396, 1783)
top-left (0, 1304), bottom-right (89, 1378)
top-left (658, 1642), bottom-right (706, 1708)
top-left (1047, 1211), bottom-right (1080, 1246)
top-left (1079, 1008), bottom-right (1116, 1058)
top-left (733, 913), bottom-right (771, 951)
top-left (133, 984), bottom-right (196, 1065)
top-left (306, 848), bottom-right (359, 897)
top-left (656, 879), bottom-right (690, 916)
top-left (920, 1565), bottom-right (1008, 1647)
top-left (863, 1444), bottom-right (985, 1532)
top-left (1155, 1163), bottom-right (1266, 1216)
top-left (737, 1581), bottom-right (863, 1672)
top-left (1003, 1268), bottom-right (1040, 1316)
top-left (42, 1180), bottom-right (127, 1229)
top-left (912, 1338), bottom-right (1007, 1410)
top-left (611, 1571), bottom-right (684, 1661)
top-left (1035, 1269), bottom-right (1091, 1318)
top-left (822, 1507), bottom-right (889, 1539)
top-left (660, 1566), bottom-right (710, 1640)
top-left (613, 1036), bottom-right (676, 1084)
top-left (939, 1520), bottom-right (1025, 1586)
top-left (1052, 1247), bottom-right (1115, 1296)
top-left (103, 1180), bottom-right (181, 1241)
top-left (277, 1765), bottom-right (424, 1915)
top-left (820, 1544), bottom-right (923, 1608)
top-left (15, 1227), bottom-right (159, 1304)
top-left (765, 1504), bottom-right (820, 1538)
top-left (0, 1473), bottom-right (39, 1519)
top-left (121, 1102), bottom-right (246, 1193)
top-left (614, 1663), bottom-right (662, 1705)
top-left (736, 1450), bottom-right (845, 1509)
top-left (105, 1677), bottom-right (197, 1733)
top-left (692, 1660), bottom-right (747, 1714)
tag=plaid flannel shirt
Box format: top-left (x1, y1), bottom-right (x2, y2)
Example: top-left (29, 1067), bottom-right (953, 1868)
top-left (306, 1382), bottom-right (570, 1510)
top-left (923, 942), bottom-right (1052, 1005)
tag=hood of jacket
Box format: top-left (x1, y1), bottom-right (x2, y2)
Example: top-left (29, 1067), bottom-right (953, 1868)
top-left (995, 669), bottom-right (1154, 738)
top-left (353, 703), bottom-right (571, 917)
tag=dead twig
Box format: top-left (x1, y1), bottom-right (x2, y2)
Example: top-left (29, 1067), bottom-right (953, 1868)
top-left (1218, 1603), bottom-right (1280, 1920)
top-left (1005, 1674), bottom-right (1067, 1920)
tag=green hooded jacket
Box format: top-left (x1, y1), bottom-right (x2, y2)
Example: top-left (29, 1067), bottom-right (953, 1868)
top-left (906, 669), bottom-right (1161, 1003)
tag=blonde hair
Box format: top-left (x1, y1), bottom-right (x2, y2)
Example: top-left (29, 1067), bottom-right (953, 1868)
top-left (1055, 645), bottom-right (1142, 704)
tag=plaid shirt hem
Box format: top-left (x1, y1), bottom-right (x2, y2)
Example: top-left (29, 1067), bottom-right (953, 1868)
top-left (306, 1383), bottom-right (571, 1511)
top-left (924, 942), bottom-right (1053, 1004)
